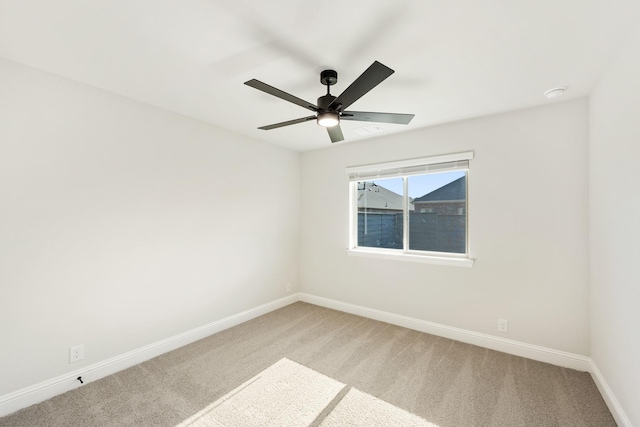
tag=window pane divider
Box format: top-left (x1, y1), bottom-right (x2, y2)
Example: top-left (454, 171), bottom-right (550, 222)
top-left (403, 176), bottom-right (409, 251)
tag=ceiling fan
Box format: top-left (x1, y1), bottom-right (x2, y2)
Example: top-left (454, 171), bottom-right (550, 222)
top-left (244, 61), bottom-right (414, 143)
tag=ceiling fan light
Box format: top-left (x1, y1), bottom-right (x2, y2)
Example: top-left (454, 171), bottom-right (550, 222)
top-left (317, 112), bottom-right (339, 127)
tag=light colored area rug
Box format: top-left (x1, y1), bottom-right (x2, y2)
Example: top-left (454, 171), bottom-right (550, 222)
top-left (177, 358), bottom-right (438, 427)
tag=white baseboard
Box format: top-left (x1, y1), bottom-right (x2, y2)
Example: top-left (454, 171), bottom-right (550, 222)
top-left (298, 293), bottom-right (591, 372)
top-left (0, 294), bottom-right (298, 418)
top-left (589, 359), bottom-right (632, 427)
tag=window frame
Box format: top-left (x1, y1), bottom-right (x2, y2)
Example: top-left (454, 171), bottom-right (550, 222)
top-left (346, 152), bottom-right (474, 267)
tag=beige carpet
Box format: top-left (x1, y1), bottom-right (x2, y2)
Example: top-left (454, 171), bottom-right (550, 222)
top-left (0, 302), bottom-right (615, 426)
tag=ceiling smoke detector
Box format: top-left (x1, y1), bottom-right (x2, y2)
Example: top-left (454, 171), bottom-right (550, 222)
top-left (544, 87), bottom-right (567, 99)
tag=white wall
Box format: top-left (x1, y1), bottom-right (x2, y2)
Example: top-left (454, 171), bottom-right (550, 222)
top-left (300, 99), bottom-right (590, 355)
top-left (589, 21), bottom-right (640, 426)
top-left (0, 58), bottom-right (300, 396)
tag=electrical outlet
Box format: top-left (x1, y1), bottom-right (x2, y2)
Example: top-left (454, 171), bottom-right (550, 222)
top-left (70, 345), bottom-right (84, 363)
top-left (497, 319), bottom-right (509, 333)
top-left (286, 283), bottom-right (292, 292)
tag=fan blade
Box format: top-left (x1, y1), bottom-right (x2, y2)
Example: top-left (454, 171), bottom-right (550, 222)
top-left (328, 61), bottom-right (394, 111)
top-left (258, 116), bottom-right (316, 130)
top-left (341, 111), bottom-right (415, 125)
top-left (245, 79), bottom-right (318, 112)
top-left (327, 125), bottom-right (344, 143)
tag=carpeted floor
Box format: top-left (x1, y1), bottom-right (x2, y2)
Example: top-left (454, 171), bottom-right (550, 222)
top-left (0, 302), bottom-right (616, 426)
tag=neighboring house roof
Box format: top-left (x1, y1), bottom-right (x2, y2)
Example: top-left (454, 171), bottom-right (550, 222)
top-left (414, 177), bottom-right (465, 202)
top-left (357, 182), bottom-right (414, 211)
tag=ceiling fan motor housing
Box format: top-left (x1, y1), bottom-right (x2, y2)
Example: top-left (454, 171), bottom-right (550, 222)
top-left (317, 94), bottom-right (338, 111)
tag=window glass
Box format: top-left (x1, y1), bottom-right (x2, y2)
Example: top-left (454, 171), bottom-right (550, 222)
top-left (356, 177), bottom-right (403, 249)
top-left (408, 171), bottom-right (466, 253)
top-left (354, 171), bottom-right (467, 255)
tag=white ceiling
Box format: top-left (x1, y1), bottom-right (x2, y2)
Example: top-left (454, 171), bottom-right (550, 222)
top-left (1, 0), bottom-right (639, 152)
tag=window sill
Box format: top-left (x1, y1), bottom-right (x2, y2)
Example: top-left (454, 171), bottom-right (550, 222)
top-left (346, 248), bottom-right (474, 268)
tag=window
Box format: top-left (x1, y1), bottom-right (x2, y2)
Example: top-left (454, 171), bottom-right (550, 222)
top-left (346, 152), bottom-right (474, 267)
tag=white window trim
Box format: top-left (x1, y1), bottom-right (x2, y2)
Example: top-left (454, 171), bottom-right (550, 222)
top-left (346, 151), bottom-right (474, 267)
top-left (346, 248), bottom-right (474, 267)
